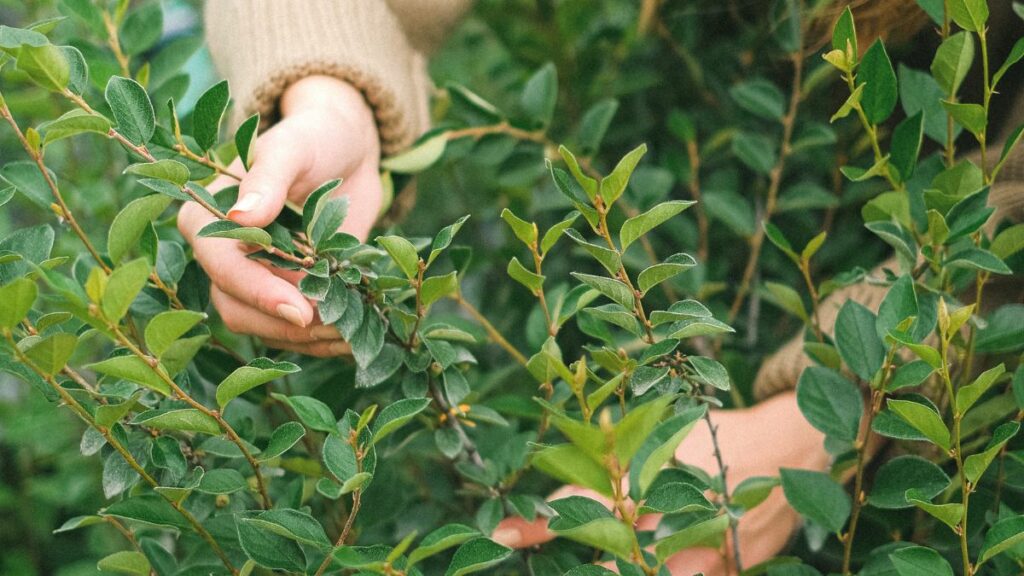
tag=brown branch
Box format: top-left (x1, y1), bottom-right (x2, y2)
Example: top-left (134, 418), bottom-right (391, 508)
top-left (452, 294), bottom-right (529, 366)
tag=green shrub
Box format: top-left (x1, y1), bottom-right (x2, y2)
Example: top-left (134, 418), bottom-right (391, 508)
top-left (1, 1), bottom-right (1023, 575)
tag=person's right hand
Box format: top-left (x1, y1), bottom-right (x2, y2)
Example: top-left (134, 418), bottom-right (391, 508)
top-left (177, 76), bottom-right (383, 356)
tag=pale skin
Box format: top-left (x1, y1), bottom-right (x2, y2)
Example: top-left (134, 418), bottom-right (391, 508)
top-left (177, 75), bottom-right (833, 576)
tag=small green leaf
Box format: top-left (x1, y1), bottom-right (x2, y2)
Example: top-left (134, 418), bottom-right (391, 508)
top-left (377, 235), bottom-right (420, 279)
top-left (408, 524), bottom-right (480, 566)
top-left (23, 332), bottom-right (77, 376)
top-left (831, 6), bottom-right (857, 63)
top-left (558, 146), bottom-right (598, 200)
top-left (887, 398), bottom-right (950, 450)
top-left (620, 200), bottom-right (695, 250)
top-left (144, 310), bottom-right (205, 357)
top-left (192, 80), bottom-right (229, 151)
top-left (102, 258), bottom-right (152, 323)
top-left (507, 257), bottom-right (544, 292)
top-left (993, 37), bottom-right (1024, 88)
top-left (243, 508), bottom-right (331, 550)
top-left (427, 215), bottom-right (469, 267)
top-left (87, 355), bottom-right (171, 396)
top-left (570, 273), bottom-right (633, 310)
top-left (729, 78), bottom-right (785, 120)
top-left (963, 421), bottom-right (1019, 486)
top-left (931, 32), bottom-right (974, 97)
top-left (889, 546), bottom-right (953, 576)
top-left (16, 44), bottom-right (70, 92)
top-left (532, 444), bottom-right (612, 497)
top-left (444, 538), bottom-right (512, 576)
top-left (108, 194), bottom-right (173, 263)
top-left (382, 134), bottom-right (447, 173)
top-left (601, 143), bottom-right (646, 205)
top-left (763, 281), bottom-right (808, 322)
top-left (236, 515), bottom-right (306, 572)
top-left (541, 212), bottom-right (580, 255)
top-left (732, 131), bottom-right (777, 174)
top-left (421, 271), bottom-right (459, 308)
top-left (905, 489), bottom-right (963, 532)
top-left (123, 160), bottom-right (189, 186)
top-left (956, 364), bottom-right (1005, 415)
top-left (653, 515), bottom-right (730, 562)
top-left (947, 0), bottom-right (988, 32)
top-left (40, 109), bottom-right (111, 145)
top-left (133, 408), bottom-right (221, 435)
top-left (197, 220), bottom-right (272, 248)
top-left (941, 101), bottom-right (986, 137)
top-left (868, 455), bottom-right (950, 509)
top-left (637, 482), bottom-right (713, 515)
top-left (519, 62), bottom-right (557, 129)
top-left (564, 229), bottom-right (621, 276)
top-left (271, 393), bottom-right (337, 434)
top-left (629, 405), bottom-right (706, 496)
top-left (0, 277), bottom-right (37, 329)
top-left (216, 357), bottom-right (301, 409)
top-left (97, 551), bottom-right (151, 575)
top-left (732, 476), bottom-right (781, 511)
top-left (637, 253), bottom-right (696, 295)
top-left (548, 497), bottom-right (634, 560)
top-left (763, 222), bottom-right (798, 262)
top-left (196, 468), bottom-right (248, 495)
top-left (500, 208), bottom-right (536, 246)
top-left (835, 300), bottom-right (885, 381)
top-left (977, 515), bottom-right (1024, 566)
top-left (373, 398), bottom-right (432, 444)
top-left (258, 422), bottom-right (306, 462)
top-left (890, 112), bottom-right (924, 181)
top-left (796, 367), bottom-right (862, 443)
top-left (105, 76), bottom-right (155, 145)
top-left (780, 468), bottom-right (851, 534)
top-left (234, 113), bottom-right (260, 171)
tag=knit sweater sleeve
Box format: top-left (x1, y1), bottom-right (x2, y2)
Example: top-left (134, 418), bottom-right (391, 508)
top-left (203, 0), bottom-right (472, 155)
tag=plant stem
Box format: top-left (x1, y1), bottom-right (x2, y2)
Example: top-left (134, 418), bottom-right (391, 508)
top-left (595, 197), bottom-right (655, 343)
top-left (452, 293), bottom-right (529, 366)
top-left (978, 27), bottom-right (991, 183)
top-left (315, 431), bottom-right (366, 576)
top-left (704, 410), bottom-right (742, 573)
top-left (3, 330), bottom-right (237, 575)
top-left (799, 261), bottom-right (825, 343)
top-left (173, 143), bottom-right (243, 181)
top-left (728, 50), bottom-right (804, 324)
top-left (686, 139), bottom-right (710, 263)
top-left (107, 323), bottom-right (273, 509)
top-left (939, 335), bottom-right (973, 576)
top-left (102, 10), bottom-right (131, 77)
top-left (407, 260), bottom-right (427, 348)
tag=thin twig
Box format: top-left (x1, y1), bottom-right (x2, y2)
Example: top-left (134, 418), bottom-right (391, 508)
top-left (452, 294), bottom-right (529, 366)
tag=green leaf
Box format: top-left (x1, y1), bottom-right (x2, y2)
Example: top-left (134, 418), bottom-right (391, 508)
top-left (377, 235), bottom-right (420, 279)
top-left (876, 274), bottom-right (918, 340)
top-left (887, 398), bottom-right (950, 450)
top-left (133, 408), bottom-right (221, 435)
top-left (796, 367), bottom-right (862, 443)
top-left (270, 391), bottom-right (337, 432)
top-left (653, 515), bottom-right (730, 563)
top-left (763, 221), bottom-right (798, 262)
top-left (258, 422), bottom-right (306, 462)
top-left (444, 538), bottom-right (512, 576)
top-left (0, 277), bottom-right (37, 329)
top-left (533, 444), bottom-right (612, 497)
top-left (103, 494), bottom-right (191, 530)
top-left (382, 134), bottom-right (447, 173)
top-left (575, 99), bottom-right (619, 155)
top-left (889, 546), bottom-right (953, 576)
top-left (637, 482), bottom-right (713, 515)
top-left (23, 332), bottom-right (77, 376)
top-left (993, 37), bottom-right (1024, 88)
top-left (500, 208), bottom-right (537, 247)
top-left (87, 355), bottom-right (171, 396)
top-left (507, 257), bottom-right (544, 292)
top-left (620, 200), bottom-right (695, 250)
top-left (40, 109), bottom-right (111, 145)
top-left (564, 229), bottom-right (621, 275)
top-left (732, 476), bottom-right (781, 511)
top-left (372, 398), bottom-right (431, 444)
top-left (628, 405), bottom-right (706, 497)
top-left (729, 78), bottom-right (785, 120)
top-left (351, 312), bottom-right (386, 369)
top-left (831, 6), bottom-right (857, 62)
top-left (831, 83), bottom-right (864, 122)
top-left (408, 524), bottom-right (480, 566)
top-left (948, 0), bottom-right (988, 31)
top-left (119, 3), bottom-right (162, 55)
top-left (977, 515), bottom-right (1024, 566)
top-left (196, 468), bottom-right (248, 494)
top-left (890, 112), bottom-right (924, 181)
top-left (732, 131), bottom-right (777, 174)
top-left (427, 215), bottom-right (470, 267)
top-left (637, 253), bottom-right (696, 295)
top-left (192, 80), bottom-right (229, 151)
top-left (108, 194), bottom-right (173, 263)
top-left (548, 497), bottom-right (634, 560)
top-left (668, 317), bottom-right (735, 339)
top-left (931, 32), bottom-right (974, 97)
top-left (570, 273), bottom-right (633, 310)
top-left (234, 113), bottom-right (260, 171)
top-left (102, 258), bottom-right (152, 323)
top-left (601, 144), bottom-right (647, 205)
top-left (0, 25), bottom-right (48, 49)
top-left (956, 364), bottom-right (1005, 415)
top-left (991, 223), bottom-right (1024, 260)
top-left (520, 62), bottom-right (557, 128)
top-left (835, 300), bottom-right (885, 381)
top-left (216, 357), bottom-right (301, 409)
top-left (97, 551), bottom-right (151, 575)
top-left (868, 455), bottom-right (949, 509)
top-left (900, 64), bottom-right (955, 144)
top-left (300, 179), bottom-right (346, 248)
top-left (144, 310), bottom-right (205, 358)
top-left (123, 160), bottom-right (189, 186)
top-left (243, 508), bottom-right (331, 550)
top-left (963, 421), bottom-right (1019, 486)
top-left (905, 489), bottom-right (963, 532)
top-left (941, 101), bottom-right (986, 137)
top-left (16, 44), bottom-right (70, 92)
top-left (541, 212), bottom-right (580, 255)
top-left (558, 145), bottom-right (599, 200)
top-left (780, 468), bottom-right (851, 533)
top-left (763, 281), bottom-right (808, 322)
top-left (688, 355), bottom-right (731, 391)
top-left (947, 247), bottom-right (1011, 275)
top-left (236, 515), bottom-right (306, 572)
top-left (105, 76), bottom-right (155, 145)
top-left (197, 220), bottom-right (272, 248)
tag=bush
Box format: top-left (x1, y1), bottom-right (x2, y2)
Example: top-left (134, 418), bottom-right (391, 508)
top-left (1, 1), bottom-right (1023, 575)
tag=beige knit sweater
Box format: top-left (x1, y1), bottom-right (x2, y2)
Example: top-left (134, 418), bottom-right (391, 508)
top-left (203, 2), bottom-right (1023, 399)
top-left (204, 0), bottom-right (472, 155)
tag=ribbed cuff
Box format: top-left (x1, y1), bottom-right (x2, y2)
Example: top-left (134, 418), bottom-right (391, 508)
top-left (203, 0), bottom-right (431, 154)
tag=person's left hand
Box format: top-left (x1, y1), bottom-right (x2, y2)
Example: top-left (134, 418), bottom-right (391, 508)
top-left (492, 391), bottom-right (829, 575)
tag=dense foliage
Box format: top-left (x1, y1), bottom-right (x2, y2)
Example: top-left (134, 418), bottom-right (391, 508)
top-left (1, 0), bottom-right (1024, 575)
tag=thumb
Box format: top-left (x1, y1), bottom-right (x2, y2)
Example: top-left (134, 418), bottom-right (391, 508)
top-left (228, 129), bottom-right (309, 227)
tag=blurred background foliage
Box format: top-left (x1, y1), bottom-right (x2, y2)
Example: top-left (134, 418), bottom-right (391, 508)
top-left (1, 0), bottom-right (1022, 574)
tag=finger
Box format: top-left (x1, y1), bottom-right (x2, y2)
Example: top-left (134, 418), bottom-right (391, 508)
top-left (229, 124), bottom-right (311, 227)
top-left (261, 338), bottom-right (352, 358)
top-left (211, 287), bottom-right (341, 342)
top-left (193, 237), bottom-right (316, 327)
top-left (337, 160), bottom-right (384, 242)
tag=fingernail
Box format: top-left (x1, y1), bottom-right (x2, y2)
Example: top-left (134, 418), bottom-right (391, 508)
top-left (311, 325), bottom-right (341, 339)
top-left (491, 527), bottom-right (520, 547)
top-left (229, 192), bottom-right (262, 215)
top-left (329, 341), bottom-right (351, 356)
top-left (276, 304), bottom-right (307, 327)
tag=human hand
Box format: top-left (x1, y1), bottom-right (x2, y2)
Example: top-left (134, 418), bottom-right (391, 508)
top-left (493, 392), bottom-right (830, 575)
top-left (178, 76), bottom-right (382, 356)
